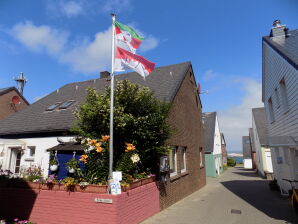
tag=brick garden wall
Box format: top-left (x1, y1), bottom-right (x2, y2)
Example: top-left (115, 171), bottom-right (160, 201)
top-left (0, 182), bottom-right (160, 224)
top-left (160, 67), bottom-right (206, 209)
top-left (0, 89), bottom-right (28, 120)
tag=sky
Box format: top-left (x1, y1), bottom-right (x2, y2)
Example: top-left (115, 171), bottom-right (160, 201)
top-left (0, 0), bottom-right (298, 152)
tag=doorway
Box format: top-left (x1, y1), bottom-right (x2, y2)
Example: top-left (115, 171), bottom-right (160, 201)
top-left (8, 148), bottom-right (22, 174)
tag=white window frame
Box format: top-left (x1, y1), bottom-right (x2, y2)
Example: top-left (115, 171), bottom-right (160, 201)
top-left (169, 147), bottom-right (177, 177)
top-left (200, 148), bottom-right (204, 168)
top-left (180, 147), bottom-right (187, 173)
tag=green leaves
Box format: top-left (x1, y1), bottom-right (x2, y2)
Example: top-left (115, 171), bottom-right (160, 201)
top-left (72, 80), bottom-right (171, 181)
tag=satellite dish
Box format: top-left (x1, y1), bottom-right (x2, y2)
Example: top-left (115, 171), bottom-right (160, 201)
top-left (12, 96), bottom-right (21, 105)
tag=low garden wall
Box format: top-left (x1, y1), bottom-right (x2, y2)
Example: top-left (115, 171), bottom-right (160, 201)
top-left (0, 180), bottom-right (160, 224)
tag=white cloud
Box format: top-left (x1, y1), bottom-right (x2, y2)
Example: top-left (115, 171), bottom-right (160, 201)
top-left (61, 1), bottom-right (84, 17)
top-left (10, 20), bottom-right (157, 74)
top-left (218, 78), bottom-right (263, 152)
top-left (139, 35), bottom-right (159, 52)
top-left (60, 27), bottom-right (112, 73)
top-left (203, 70), bottom-right (218, 81)
top-left (46, 0), bottom-right (85, 18)
top-left (11, 21), bottom-right (68, 55)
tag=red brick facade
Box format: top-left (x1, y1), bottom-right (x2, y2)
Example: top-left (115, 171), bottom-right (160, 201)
top-left (0, 182), bottom-right (160, 224)
top-left (0, 88), bottom-right (28, 120)
top-left (160, 67), bottom-right (206, 209)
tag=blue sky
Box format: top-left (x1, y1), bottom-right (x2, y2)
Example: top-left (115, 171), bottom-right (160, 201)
top-left (0, 0), bottom-right (298, 152)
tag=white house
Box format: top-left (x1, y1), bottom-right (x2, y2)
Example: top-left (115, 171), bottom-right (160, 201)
top-left (202, 112), bottom-right (223, 177)
top-left (262, 20), bottom-right (298, 194)
top-left (242, 136), bottom-right (252, 169)
top-left (251, 107), bottom-right (273, 177)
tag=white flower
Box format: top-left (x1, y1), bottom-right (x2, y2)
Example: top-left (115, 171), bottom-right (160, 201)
top-left (130, 154), bottom-right (140, 164)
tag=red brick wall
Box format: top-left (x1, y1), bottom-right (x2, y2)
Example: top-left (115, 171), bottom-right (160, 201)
top-left (0, 182), bottom-right (160, 224)
top-left (0, 89), bottom-right (28, 120)
top-left (160, 67), bottom-right (206, 209)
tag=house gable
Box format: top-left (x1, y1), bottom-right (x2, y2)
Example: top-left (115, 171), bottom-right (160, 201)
top-left (0, 87), bottom-right (29, 120)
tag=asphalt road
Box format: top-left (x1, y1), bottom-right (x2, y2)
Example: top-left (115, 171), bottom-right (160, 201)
top-left (142, 167), bottom-right (298, 224)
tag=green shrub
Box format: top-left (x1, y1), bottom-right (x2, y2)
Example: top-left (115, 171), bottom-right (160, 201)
top-left (227, 157), bottom-right (236, 167)
top-left (72, 80), bottom-right (171, 183)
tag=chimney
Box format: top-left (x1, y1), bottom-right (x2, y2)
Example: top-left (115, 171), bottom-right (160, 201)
top-left (100, 71), bottom-right (110, 79)
top-left (14, 72), bottom-right (27, 95)
top-left (270, 20), bottom-right (289, 37)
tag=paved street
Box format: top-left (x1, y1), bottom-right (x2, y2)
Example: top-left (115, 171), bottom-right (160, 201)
top-left (142, 167), bottom-right (297, 224)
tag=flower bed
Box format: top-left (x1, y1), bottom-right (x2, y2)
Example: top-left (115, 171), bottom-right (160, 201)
top-left (0, 176), bottom-right (156, 194)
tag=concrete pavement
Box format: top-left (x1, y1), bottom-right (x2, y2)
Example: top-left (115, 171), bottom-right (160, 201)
top-left (142, 167), bottom-right (297, 224)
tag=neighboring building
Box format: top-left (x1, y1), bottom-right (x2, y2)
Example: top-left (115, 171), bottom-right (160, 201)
top-left (0, 62), bottom-right (206, 209)
top-left (202, 112), bottom-right (223, 177)
top-left (242, 136), bottom-right (252, 169)
top-left (249, 128), bottom-right (257, 169)
top-left (262, 20), bottom-right (298, 193)
top-left (252, 107), bottom-right (273, 177)
top-left (0, 87), bottom-right (29, 120)
top-left (221, 133), bottom-right (227, 166)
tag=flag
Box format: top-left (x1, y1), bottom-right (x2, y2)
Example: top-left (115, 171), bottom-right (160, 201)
top-left (115, 47), bottom-right (155, 78)
top-left (114, 21), bottom-right (155, 78)
top-left (114, 21), bottom-right (144, 53)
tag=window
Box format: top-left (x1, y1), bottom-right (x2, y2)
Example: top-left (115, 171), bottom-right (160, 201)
top-left (59, 100), bottom-right (75, 109)
top-left (279, 78), bottom-right (289, 112)
top-left (200, 147), bottom-right (204, 168)
top-left (169, 147), bottom-right (177, 176)
top-left (274, 88), bottom-right (280, 108)
top-left (180, 147), bottom-right (187, 173)
top-left (284, 148), bottom-right (290, 165)
top-left (46, 102), bottom-right (61, 111)
top-left (268, 97), bottom-right (275, 123)
top-left (28, 146), bottom-right (36, 157)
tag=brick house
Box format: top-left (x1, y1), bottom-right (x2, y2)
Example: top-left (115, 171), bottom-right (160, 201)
top-left (0, 61), bottom-right (206, 210)
top-left (0, 87), bottom-right (29, 120)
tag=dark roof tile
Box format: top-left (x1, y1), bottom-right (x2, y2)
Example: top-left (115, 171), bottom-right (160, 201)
top-left (0, 62), bottom-right (191, 135)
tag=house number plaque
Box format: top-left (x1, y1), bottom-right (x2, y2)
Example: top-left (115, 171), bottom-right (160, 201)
top-left (94, 198), bottom-right (113, 204)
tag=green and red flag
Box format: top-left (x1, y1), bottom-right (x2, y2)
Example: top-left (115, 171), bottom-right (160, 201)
top-left (114, 21), bottom-right (155, 78)
top-left (114, 21), bottom-right (144, 53)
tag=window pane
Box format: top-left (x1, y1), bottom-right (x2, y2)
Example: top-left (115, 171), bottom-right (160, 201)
top-left (59, 100), bottom-right (75, 109)
top-left (46, 102), bottom-right (61, 111)
top-left (169, 147), bottom-right (176, 173)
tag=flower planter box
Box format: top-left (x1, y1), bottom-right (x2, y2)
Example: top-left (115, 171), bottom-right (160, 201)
top-left (75, 184), bottom-right (108, 193)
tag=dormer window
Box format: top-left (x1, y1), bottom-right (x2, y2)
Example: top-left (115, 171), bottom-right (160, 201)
top-left (59, 100), bottom-right (75, 109)
top-left (46, 102), bottom-right (61, 111)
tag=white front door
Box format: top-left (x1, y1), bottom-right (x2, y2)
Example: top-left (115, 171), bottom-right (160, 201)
top-left (265, 151), bottom-right (273, 173)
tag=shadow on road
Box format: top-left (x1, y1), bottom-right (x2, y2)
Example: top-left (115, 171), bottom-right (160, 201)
top-left (221, 173), bottom-right (297, 223)
top-left (232, 171), bottom-right (260, 178)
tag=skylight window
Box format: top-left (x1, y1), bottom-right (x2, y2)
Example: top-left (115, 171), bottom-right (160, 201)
top-left (46, 102), bottom-right (61, 111)
top-left (59, 100), bottom-right (75, 109)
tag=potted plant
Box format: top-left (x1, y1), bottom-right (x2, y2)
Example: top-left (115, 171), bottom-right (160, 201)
top-left (66, 158), bottom-right (79, 173)
top-left (49, 159), bottom-right (59, 171)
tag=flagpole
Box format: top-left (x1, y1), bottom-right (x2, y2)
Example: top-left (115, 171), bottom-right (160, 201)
top-left (109, 13), bottom-right (116, 181)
